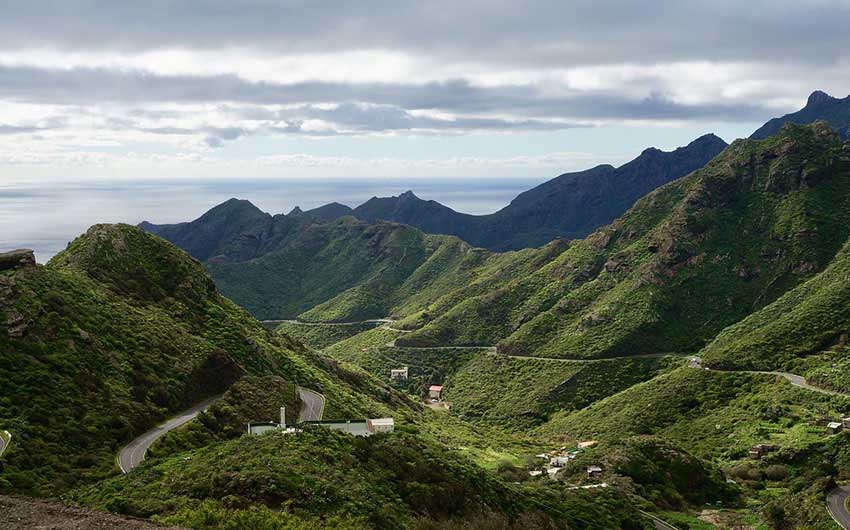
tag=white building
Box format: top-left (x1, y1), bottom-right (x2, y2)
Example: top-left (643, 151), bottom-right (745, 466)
top-left (390, 367), bottom-right (409, 380)
top-left (368, 418), bottom-right (395, 434)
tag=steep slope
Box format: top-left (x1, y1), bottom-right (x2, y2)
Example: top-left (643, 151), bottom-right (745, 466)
top-left (140, 198), bottom-right (273, 262)
top-left (70, 427), bottom-right (643, 530)
top-left (350, 134), bottom-right (728, 250)
top-left (752, 90), bottom-right (850, 140)
top-left (701, 231), bottom-right (850, 373)
top-left (397, 122), bottom-right (850, 358)
top-left (205, 217), bottom-right (502, 321)
top-left (304, 201), bottom-right (353, 220)
top-left (0, 224), bottom-right (405, 496)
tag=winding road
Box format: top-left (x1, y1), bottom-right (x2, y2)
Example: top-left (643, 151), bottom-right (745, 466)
top-left (118, 396), bottom-right (220, 473)
top-left (0, 430), bottom-right (9, 458)
top-left (828, 486), bottom-right (850, 529)
top-left (689, 357), bottom-right (850, 398)
top-left (297, 387), bottom-right (326, 422)
top-left (263, 319), bottom-right (393, 327)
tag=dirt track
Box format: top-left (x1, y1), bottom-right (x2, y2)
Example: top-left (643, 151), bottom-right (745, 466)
top-left (0, 496), bottom-right (186, 530)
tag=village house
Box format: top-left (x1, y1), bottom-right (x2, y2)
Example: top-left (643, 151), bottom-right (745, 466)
top-left (428, 385), bottom-right (444, 400)
top-left (577, 440), bottom-right (597, 450)
top-left (749, 443), bottom-right (778, 459)
top-left (390, 367), bottom-right (409, 380)
top-left (368, 418), bottom-right (395, 434)
top-left (827, 421), bottom-right (843, 435)
top-left (842, 417), bottom-right (850, 429)
top-left (549, 455), bottom-right (572, 467)
top-left (587, 465), bottom-right (603, 478)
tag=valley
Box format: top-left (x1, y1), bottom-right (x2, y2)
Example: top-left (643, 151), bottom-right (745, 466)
top-left (3, 112), bottom-right (850, 529)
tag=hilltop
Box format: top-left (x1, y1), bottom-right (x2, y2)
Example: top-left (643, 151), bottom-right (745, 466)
top-left (752, 90), bottom-right (850, 140)
top-left (0, 224), bottom-right (404, 496)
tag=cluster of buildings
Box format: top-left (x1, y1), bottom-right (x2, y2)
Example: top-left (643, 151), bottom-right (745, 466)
top-left (246, 407), bottom-right (395, 438)
top-left (811, 415), bottom-right (850, 434)
top-left (530, 440), bottom-right (600, 479)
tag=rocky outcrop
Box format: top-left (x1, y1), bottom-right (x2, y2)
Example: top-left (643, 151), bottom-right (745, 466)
top-left (0, 249), bottom-right (35, 271)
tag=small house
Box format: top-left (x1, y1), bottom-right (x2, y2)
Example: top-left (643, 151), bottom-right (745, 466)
top-left (429, 385), bottom-right (444, 400)
top-left (550, 456), bottom-right (571, 467)
top-left (390, 367), bottom-right (409, 380)
top-left (586, 465), bottom-right (602, 478)
top-left (842, 417), bottom-right (850, 429)
top-left (368, 418), bottom-right (395, 434)
top-left (827, 422), bottom-right (843, 435)
top-left (749, 443), bottom-right (778, 459)
top-left (577, 440), bottom-right (598, 450)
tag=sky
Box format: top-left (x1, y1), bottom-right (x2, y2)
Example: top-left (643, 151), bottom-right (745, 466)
top-left (1, 0), bottom-right (849, 184)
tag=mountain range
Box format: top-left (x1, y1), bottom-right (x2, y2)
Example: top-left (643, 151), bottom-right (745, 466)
top-left (751, 90), bottom-right (850, 140)
top-left (7, 91), bottom-right (850, 530)
top-left (144, 133), bottom-right (728, 254)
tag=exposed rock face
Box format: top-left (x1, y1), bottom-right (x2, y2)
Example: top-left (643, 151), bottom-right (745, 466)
top-left (0, 249), bottom-right (35, 271)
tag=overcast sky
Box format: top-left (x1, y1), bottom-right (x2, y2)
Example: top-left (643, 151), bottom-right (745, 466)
top-left (1, 0), bottom-right (849, 182)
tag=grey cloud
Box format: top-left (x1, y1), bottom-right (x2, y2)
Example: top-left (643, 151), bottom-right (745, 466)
top-left (0, 65), bottom-right (773, 125)
top-left (0, 1), bottom-right (848, 68)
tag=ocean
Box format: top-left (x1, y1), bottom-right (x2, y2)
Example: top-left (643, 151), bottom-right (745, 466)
top-left (0, 177), bottom-right (543, 262)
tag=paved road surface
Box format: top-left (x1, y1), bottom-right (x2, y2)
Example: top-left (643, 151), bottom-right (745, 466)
top-left (689, 357), bottom-right (850, 398)
top-left (263, 319), bottom-right (393, 326)
top-left (491, 351), bottom-right (687, 363)
top-left (828, 486), bottom-right (850, 529)
top-left (638, 510), bottom-right (681, 530)
top-left (297, 387), bottom-right (326, 422)
top-left (118, 396), bottom-right (220, 473)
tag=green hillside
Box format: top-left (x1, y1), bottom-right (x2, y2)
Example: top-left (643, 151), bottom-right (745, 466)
top-left (0, 224), bottom-right (406, 496)
top-left (397, 122), bottom-right (850, 358)
top-left (206, 218), bottom-right (504, 321)
top-left (702, 234), bottom-right (850, 376)
top-left (70, 426), bottom-right (646, 530)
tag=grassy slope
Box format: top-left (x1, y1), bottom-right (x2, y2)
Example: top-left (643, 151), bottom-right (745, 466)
top-left (0, 224), bottom-right (409, 496)
top-left (702, 235), bottom-right (850, 374)
top-left (274, 321), bottom-right (382, 350)
top-left (445, 355), bottom-right (682, 430)
top-left (397, 123), bottom-right (850, 360)
top-left (537, 366), bottom-right (850, 528)
top-left (70, 427), bottom-right (646, 530)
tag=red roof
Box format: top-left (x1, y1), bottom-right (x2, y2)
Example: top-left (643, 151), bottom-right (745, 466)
top-left (429, 385), bottom-right (443, 391)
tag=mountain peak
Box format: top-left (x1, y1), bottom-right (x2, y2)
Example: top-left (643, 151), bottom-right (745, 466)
top-left (288, 206), bottom-right (304, 216)
top-left (806, 90), bottom-right (836, 107)
top-left (399, 190), bottom-right (419, 200)
top-left (689, 133), bottom-right (727, 146)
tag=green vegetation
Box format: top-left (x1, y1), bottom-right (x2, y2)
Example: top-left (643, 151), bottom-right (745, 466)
top-left (399, 122), bottom-right (850, 360)
top-left (148, 375), bottom-right (300, 458)
top-left (702, 235), bottom-right (850, 374)
top-left (0, 224), bottom-right (408, 496)
top-left (70, 427), bottom-right (646, 530)
top-left (446, 355), bottom-right (682, 430)
top-left (275, 321), bottom-right (382, 350)
top-left (558, 436), bottom-right (738, 509)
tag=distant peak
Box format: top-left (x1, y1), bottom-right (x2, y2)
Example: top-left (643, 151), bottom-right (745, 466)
top-left (640, 146), bottom-right (662, 156)
top-left (288, 206), bottom-right (304, 216)
top-left (687, 133), bottom-right (728, 148)
top-left (806, 90), bottom-right (836, 107)
top-left (399, 190), bottom-right (419, 200)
